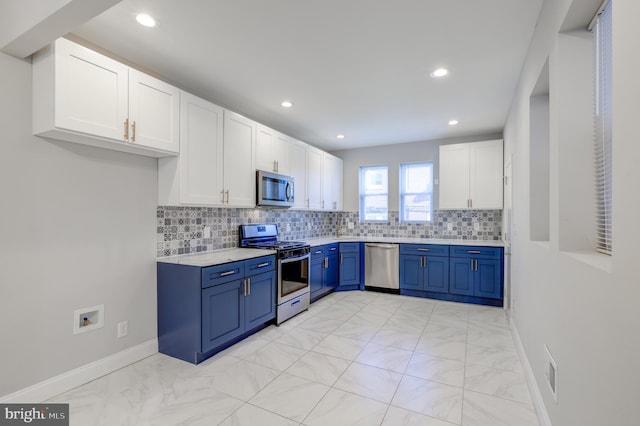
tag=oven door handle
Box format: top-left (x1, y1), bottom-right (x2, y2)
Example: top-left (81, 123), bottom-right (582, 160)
top-left (279, 252), bottom-right (310, 264)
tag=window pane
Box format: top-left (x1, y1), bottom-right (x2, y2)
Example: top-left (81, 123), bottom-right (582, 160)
top-left (360, 166), bottom-right (388, 221)
top-left (400, 162), bottom-right (432, 222)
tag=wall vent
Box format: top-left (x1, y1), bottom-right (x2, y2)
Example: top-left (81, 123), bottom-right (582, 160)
top-left (544, 344), bottom-right (558, 402)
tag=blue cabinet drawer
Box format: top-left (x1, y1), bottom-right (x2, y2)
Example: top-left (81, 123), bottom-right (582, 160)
top-left (450, 245), bottom-right (502, 259)
top-left (245, 255), bottom-right (276, 276)
top-left (400, 244), bottom-right (449, 257)
top-left (201, 261), bottom-right (245, 289)
top-left (339, 242), bottom-right (360, 253)
top-left (311, 247), bottom-right (325, 260)
top-left (325, 243), bottom-right (339, 255)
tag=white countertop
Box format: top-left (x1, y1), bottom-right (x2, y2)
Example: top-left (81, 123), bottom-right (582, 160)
top-left (157, 248), bottom-right (277, 267)
top-left (303, 236), bottom-right (505, 248)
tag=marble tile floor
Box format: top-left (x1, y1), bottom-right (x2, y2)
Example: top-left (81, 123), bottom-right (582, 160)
top-left (47, 291), bottom-right (541, 425)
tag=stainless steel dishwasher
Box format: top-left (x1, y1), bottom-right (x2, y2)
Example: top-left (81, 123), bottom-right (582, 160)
top-left (365, 243), bottom-right (399, 290)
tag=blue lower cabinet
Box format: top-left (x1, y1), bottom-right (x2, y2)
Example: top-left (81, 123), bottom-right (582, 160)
top-left (338, 242), bottom-right (362, 290)
top-left (245, 271), bottom-right (277, 328)
top-left (449, 246), bottom-right (503, 302)
top-left (399, 255), bottom-right (423, 291)
top-left (202, 279), bottom-right (245, 353)
top-left (310, 244), bottom-right (339, 302)
top-left (158, 254), bottom-right (276, 364)
top-left (424, 257), bottom-right (449, 293)
top-left (449, 258), bottom-right (475, 296)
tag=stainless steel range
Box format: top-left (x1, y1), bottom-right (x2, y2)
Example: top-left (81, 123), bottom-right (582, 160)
top-left (239, 224), bottom-right (310, 324)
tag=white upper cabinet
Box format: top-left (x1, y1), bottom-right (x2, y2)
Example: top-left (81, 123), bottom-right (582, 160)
top-left (289, 139), bottom-right (309, 209)
top-left (307, 146), bottom-right (324, 210)
top-left (223, 111), bottom-right (257, 207)
top-left (32, 38), bottom-right (179, 157)
top-left (256, 124), bottom-right (290, 175)
top-left (158, 92), bottom-right (224, 206)
top-left (322, 152), bottom-right (343, 210)
top-left (128, 70), bottom-right (180, 153)
top-left (439, 140), bottom-right (503, 209)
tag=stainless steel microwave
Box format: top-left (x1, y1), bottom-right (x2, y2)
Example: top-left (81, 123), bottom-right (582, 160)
top-left (256, 170), bottom-right (295, 208)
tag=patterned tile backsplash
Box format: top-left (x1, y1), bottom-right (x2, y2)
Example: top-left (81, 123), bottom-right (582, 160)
top-left (157, 207), bottom-right (502, 257)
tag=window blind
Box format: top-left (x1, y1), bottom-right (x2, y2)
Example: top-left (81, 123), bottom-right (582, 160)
top-left (593, 0), bottom-right (612, 255)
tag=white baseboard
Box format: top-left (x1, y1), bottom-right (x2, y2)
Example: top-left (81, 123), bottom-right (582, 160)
top-left (0, 339), bottom-right (158, 403)
top-left (510, 318), bottom-right (552, 426)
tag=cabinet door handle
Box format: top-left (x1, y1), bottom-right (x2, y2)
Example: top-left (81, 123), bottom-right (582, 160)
top-left (124, 118), bottom-right (129, 140)
top-left (423, 256), bottom-right (427, 268)
top-left (467, 250), bottom-right (482, 254)
top-left (131, 121), bottom-right (136, 142)
top-left (242, 279), bottom-right (247, 296)
top-left (220, 270), bottom-right (236, 277)
top-left (220, 190), bottom-right (225, 203)
top-left (340, 254), bottom-right (343, 264)
top-left (257, 262), bottom-right (270, 268)
top-left (225, 190), bottom-right (229, 204)
top-left (247, 278), bottom-right (251, 295)
top-left (273, 160), bottom-right (277, 172)
top-left (324, 257), bottom-right (328, 268)
top-left (417, 248), bottom-right (430, 252)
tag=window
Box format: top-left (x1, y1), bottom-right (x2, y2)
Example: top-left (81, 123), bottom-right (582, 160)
top-left (359, 165), bottom-right (388, 221)
top-left (399, 162), bottom-right (433, 222)
top-left (593, 0), bottom-right (612, 255)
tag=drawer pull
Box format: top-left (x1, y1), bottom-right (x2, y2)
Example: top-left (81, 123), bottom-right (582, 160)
top-left (219, 270), bottom-right (236, 277)
top-left (329, 247), bottom-right (337, 251)
top-left (257, 262), bottom-right (270, 268)
top-left (467, 250), bottom-right (482, 254)
top-left (417, 248), bottom-right (430, 252)
top-left (314, 250), bottom-right (323, 254)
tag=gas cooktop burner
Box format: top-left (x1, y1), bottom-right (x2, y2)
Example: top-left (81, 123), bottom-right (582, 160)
top-left (244, 240), bottom-right (308, 250)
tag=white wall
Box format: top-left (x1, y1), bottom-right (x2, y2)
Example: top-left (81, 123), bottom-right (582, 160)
top-left (0, 52), bottom-right (158, 398)
top-left (332, 133), bottom-right (502, 212)
top-left (505, 0), bottom-right (640, 424)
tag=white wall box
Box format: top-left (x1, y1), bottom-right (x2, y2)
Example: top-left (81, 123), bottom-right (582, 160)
top-left (289, 139), bottom-right (309, 209)
top-left (256, 124), bottom-right (291, 175)
top-left (439, 139), bottom-right (503, 209)
top-left (322, 152), bottom-right (343, 210)
top-left (158, 92), bottom-right (224, 206)
top-left (33, 37), bottom-right (180, 157)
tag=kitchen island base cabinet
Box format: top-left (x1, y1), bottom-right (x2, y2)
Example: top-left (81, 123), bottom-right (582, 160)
top-left (158, 255), bottom-right (276, 364)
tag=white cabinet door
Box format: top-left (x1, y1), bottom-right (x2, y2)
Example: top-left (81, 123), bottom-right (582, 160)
top-left (223, 111), bottom-right (257, 207)
top-left (274, 133), bottom-right (291, 175)
top-left (54, 38), bottom-right (128, 142)
top-left (128, 69), bottom-right (180, 154)
top-left (439, 140), bottom-right (503, 209)
top-left (470, 139), bottom-right (503, 209)
top-left (256, 124), bottom-right (276, 172)
top-left (439, 144), bottom-right (471, 209)
top-left (179, 93), bottom-right (224, 205)
top-left (289, 139), bottom-right (308, 209)
top-left (307, 146), bottom-right (324, 210)
top-left (322, 152), bottom-right (342, 210)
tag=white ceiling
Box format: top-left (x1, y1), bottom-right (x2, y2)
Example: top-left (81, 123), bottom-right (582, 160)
top-left (72, 0), bottom-right (544, 152)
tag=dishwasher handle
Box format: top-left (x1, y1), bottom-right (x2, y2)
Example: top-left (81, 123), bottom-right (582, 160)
top-left (365, 243), bottom-right (397, 249)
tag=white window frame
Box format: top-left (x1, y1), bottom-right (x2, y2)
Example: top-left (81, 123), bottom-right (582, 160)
top-left (359, 165), bottom-right (389, 222)
top-left (399, 162), bottom-right (433, 223)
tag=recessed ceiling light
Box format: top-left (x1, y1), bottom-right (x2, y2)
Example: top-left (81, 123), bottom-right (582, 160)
top-left (448, 119), bottom-right (459, 126)
top-left (336, 134), bottom-right (345, 139)
top-left (136, 13), bottom-right (157, 28)
top-left (281, 100), bottom-right (293, 108)
top-left (430, 68), bottom-right (449, 78)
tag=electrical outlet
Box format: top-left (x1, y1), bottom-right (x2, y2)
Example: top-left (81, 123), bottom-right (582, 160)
top-left (447, 223), bottom-right (453, 231)
top-left (203, 226), bottom-right (211, 238)
top-left (117, 320), bottom-right (128, 339)
top-left (473, 222), bottom-right (480, 231)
